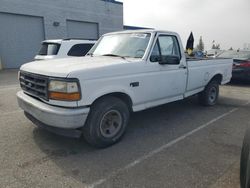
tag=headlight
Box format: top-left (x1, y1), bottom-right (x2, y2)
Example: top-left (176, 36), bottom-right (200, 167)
top-left (48, 80), bottom-right (81, 101)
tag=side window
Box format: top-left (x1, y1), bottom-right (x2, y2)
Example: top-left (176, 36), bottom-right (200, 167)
top-left (158, 35), bottom-right (181, 58)
top-left (67, 43), bottom-right (94, 57)
top-left (150, 35), bottom-right (181, 63)
top-left (39, 43), bottom-right (61, 55)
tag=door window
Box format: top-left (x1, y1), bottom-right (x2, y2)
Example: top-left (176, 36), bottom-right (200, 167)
top-left (150, 35), bottom-right (181, 62)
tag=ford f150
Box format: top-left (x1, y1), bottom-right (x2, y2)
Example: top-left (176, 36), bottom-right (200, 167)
top-left (17, 30), bottom-right (233, 148)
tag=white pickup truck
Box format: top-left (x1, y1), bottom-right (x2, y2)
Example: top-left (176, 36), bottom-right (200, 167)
top-left (17, 30), bottom-right (233, 148)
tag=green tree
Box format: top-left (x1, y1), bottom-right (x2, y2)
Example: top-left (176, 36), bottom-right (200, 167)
top-left (196, 36), bottom-right (205, 51)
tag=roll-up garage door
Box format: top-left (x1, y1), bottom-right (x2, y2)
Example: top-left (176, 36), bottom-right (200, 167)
top-left (0, 13), bottom-right (45, 68)
top-left (66, 20), bottom-right (98, 40)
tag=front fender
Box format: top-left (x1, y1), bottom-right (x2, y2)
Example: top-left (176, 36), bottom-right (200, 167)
top-left (79, 84), bottom-right (136, 107)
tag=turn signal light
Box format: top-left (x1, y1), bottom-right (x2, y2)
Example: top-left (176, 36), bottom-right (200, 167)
top-left (49, 92), bottom-right (81, 101)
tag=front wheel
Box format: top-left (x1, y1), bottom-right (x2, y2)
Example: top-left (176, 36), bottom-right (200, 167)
top-left (199, 80), bottom-right (219, 106)
top-left (83, 96), bottom-right (130, 148)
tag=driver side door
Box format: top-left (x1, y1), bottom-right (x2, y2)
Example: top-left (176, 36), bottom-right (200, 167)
top-left (145, 34), bottom-right (187, 105)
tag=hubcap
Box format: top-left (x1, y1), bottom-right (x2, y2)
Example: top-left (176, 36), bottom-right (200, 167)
top-left (100, 110), bottom-right (122, 138)
top-left (208, 86), bottom-right (217, 103)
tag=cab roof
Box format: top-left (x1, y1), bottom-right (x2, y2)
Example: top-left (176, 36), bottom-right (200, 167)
top-left (42, 38), bottom-right (96, 44)
top-left (104, 29), bottom-right (179, 36)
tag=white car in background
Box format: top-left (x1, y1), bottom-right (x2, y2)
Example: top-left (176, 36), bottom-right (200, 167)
top-left (206, 49), bottom-right (224, 58)
top-left (34, 39), bottom-right (96, 60)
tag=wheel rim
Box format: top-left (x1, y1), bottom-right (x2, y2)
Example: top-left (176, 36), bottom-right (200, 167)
top-left (100, 110), bottom-right (122, 138)
top-left (208, 86), bottom-right (217, 103)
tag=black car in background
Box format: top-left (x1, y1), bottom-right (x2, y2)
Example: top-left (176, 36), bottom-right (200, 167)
top-left (218, 50), bottom-right (250, 81)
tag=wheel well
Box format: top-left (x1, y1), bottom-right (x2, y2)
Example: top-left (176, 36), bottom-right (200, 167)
top-left (93, 92), bottom-right (133, 111)
top-left (210, 74), bottom-right (223, 84)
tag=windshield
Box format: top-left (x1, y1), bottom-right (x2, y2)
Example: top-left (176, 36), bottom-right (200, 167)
top-left (89, 33), bottom-right (151, 58)
top-left (218, 50), bottom-right (250, 59)
top-left (38, 43), bottom-right (61, 55)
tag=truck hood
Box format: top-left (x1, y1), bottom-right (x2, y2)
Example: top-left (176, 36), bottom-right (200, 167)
top-left (20, 56), bottom-right (141, 78)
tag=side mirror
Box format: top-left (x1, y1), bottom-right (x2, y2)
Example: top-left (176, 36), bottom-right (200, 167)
top-left (150, 55), bottom-right (161, 62)
top-left (159, 55), bottom-right (180, 65)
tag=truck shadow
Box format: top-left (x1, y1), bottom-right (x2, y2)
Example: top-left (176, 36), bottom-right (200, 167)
top-left (30, 95), bottom-right (248, 185)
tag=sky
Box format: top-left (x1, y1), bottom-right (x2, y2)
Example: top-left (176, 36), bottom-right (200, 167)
top-left (119, 0), bottom-right (250, 50)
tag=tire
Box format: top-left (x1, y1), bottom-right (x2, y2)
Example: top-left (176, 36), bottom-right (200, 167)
top-left (240, 128), bottom-right (250, 188)
top-left (199, 80), bottom-right (219, 106)
top-left (83, 96), bottom-right (130, 148)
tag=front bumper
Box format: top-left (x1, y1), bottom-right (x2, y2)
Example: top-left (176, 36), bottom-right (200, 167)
top-left (17, 91), bottom-right (90, 130)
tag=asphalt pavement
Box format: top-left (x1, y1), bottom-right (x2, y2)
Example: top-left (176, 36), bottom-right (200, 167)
top-left (0, 69), bottom-right (250, 188)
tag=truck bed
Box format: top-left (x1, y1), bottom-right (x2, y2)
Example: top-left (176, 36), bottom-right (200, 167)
top-left (184, 58), bottom-right (233, 97)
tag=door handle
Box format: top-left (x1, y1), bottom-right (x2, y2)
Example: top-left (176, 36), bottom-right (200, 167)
top-left (179, 65), bottom-right (187, 69)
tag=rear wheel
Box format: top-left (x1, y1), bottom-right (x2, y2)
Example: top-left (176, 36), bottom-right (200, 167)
top-left (199, 80), bottom-right (219, 106)
top-left (83, 96), bottom-right (130, 148)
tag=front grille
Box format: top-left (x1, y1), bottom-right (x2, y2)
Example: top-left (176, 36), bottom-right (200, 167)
top-left (20, 71), bottom-right (49, 100)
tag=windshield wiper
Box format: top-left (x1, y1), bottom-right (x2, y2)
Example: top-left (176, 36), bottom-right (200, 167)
top-left (102, 54), bottom-right (126, 60)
